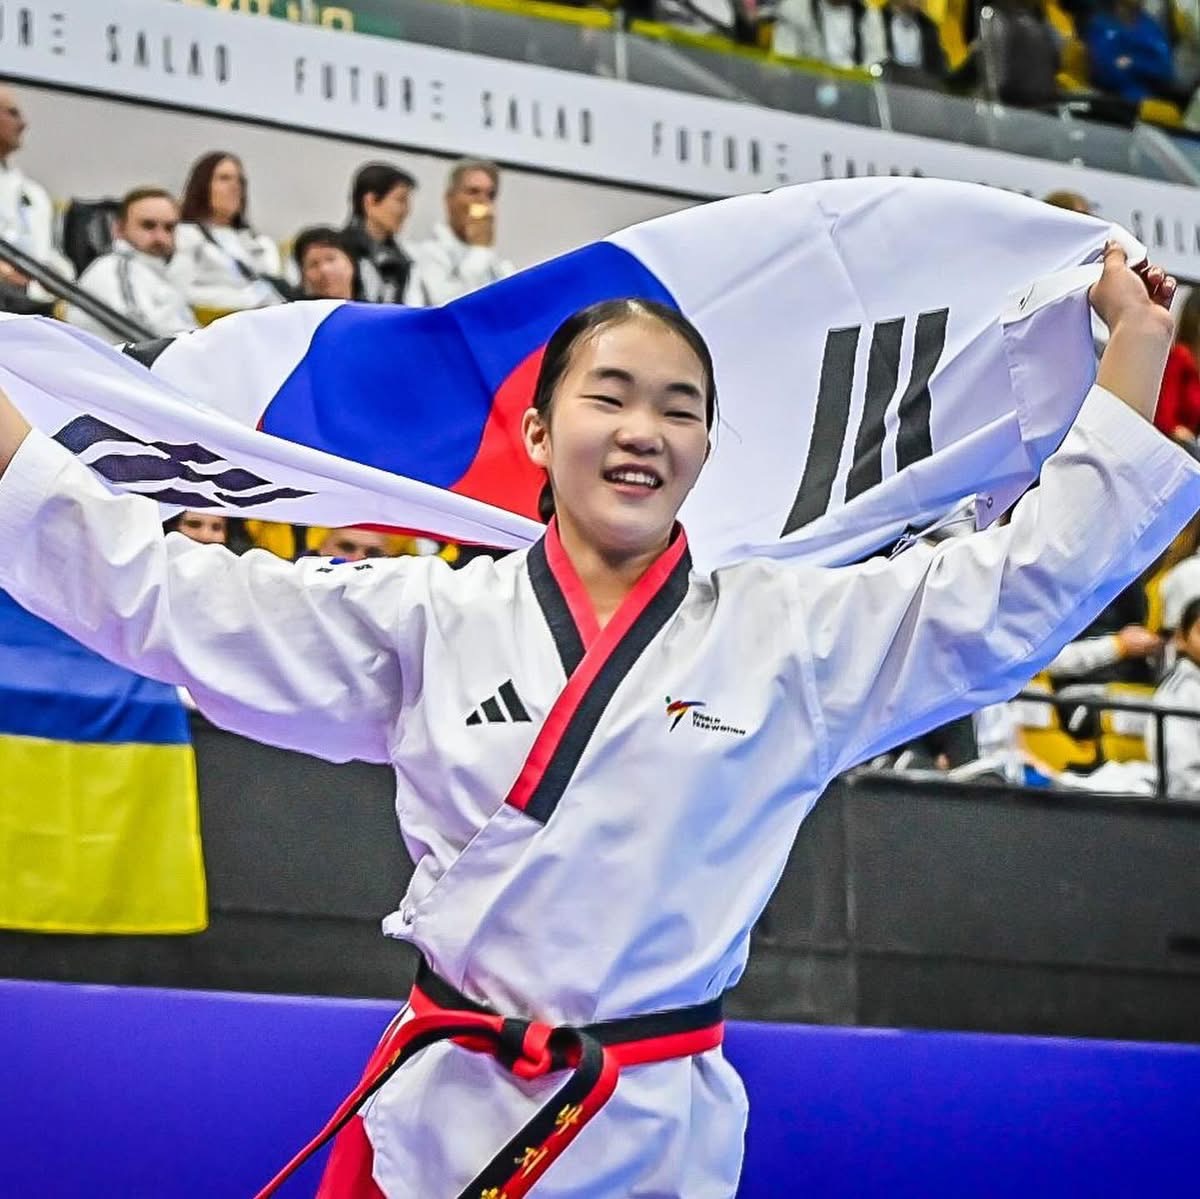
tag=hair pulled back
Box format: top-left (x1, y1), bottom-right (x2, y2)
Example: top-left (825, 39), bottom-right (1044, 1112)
top-left (531, 298), bottom-right (718, 523)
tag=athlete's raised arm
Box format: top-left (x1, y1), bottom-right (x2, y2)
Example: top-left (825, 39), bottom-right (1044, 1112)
top-left (0, 392), bottom-right (417, 763)
top-left (788, 245), bottom-right (1200, 779)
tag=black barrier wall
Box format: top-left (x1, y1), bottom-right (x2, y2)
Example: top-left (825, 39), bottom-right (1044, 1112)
top-left (1, 715), bottom-right (1198, 1042)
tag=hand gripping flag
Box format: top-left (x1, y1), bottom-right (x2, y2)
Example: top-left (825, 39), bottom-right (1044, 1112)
top-left (0, 178), bottom-right (1140, 570)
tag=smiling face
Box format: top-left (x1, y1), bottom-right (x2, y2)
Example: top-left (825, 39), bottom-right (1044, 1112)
top-left (522, 315), bottom-right (711, 562)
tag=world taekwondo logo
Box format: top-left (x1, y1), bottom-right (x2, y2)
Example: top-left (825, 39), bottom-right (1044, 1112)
top-left (52, 415), bottom-right (314, 509)
top-left (665, 696), bottom-right (746, 736)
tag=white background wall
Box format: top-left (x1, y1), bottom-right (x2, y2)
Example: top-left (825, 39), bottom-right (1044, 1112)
top-left (10, 82), bottom-right (694, 267)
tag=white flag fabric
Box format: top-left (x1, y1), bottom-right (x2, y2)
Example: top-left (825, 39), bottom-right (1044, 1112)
top-left (0, 178), bottom-right (1138, 569)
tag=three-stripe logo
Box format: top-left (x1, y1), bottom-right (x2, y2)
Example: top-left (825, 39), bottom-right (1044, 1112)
top-left (465, 680), bottom-right (532, 726)
top-left (781, 308), bottom-right (949, 537)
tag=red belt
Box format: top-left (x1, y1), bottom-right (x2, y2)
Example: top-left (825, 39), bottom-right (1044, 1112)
top-left (255, 959), bottom-right (725, 1199)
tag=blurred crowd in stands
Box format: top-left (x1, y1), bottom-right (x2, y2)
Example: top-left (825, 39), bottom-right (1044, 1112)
top-left (652, 0), bottom-right (1200, 125)
top-left (2, 74), bottom-right (1200, 800)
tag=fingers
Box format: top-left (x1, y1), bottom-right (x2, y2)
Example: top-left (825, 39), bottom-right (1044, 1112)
top-left (1103, 239), bottom-right (1129, 269)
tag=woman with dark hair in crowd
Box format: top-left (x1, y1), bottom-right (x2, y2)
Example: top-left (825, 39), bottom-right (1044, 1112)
top-left (1156, 287), bottom-right (1200, 444)
top-left (169, 150), bottom-right (289, 314)
top-left (0, 248), bottom-right (1196, 1199)
top-left (292, 225), bottom-right (363, 302)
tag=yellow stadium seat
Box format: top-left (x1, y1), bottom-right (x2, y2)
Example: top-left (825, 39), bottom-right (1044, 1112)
top-left (1139, 97), bottom-right (1183, 126)
top-left (1098, 682), bottom-right (1156, 763)
top-left (1014, 682), bottom-right (1101, 772)
top-left (1057, 38), bottom-right (1091, 92)
top-left (937, 0), bottom-right (970, 70)
top-left (244, 520), bottom-right (298, 560)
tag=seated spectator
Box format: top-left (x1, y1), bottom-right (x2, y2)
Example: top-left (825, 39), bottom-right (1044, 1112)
top-left (1159, 544), bottom-right (1200, 633)
top-left (314, 526), bottom-right (393, 562)
top-left (169, 151), bottom-right (289, 314)
top-left (1046, 624), bottom-right (1162, 681)
top-left (1156, 288), bottom-right (1200, 443)
top-left (65, 187), bottom-right (198, 343)
top-left (1149, 596), bottom-right (1200, 796)
top-left (1087, 0), bottom-right (1179, 103)
top-left (165, 511), bottom-right (229, 546)
top-left (1047, 580), bottom-right (1160, 684)
top-left (773, 0), bottom-right (887, 67)
top-left (294, 226), bottom-right (360, 301)
top-left (412, 159), bottom-right (515, 306)
top-left (0, 84), bottom-right (74, 313)
top-left (340, 163), bottom-right (420, 304)
top-left (879, 0), bottom-right (949, 82)
top-left (978, 0), bottom-right (1063, 107)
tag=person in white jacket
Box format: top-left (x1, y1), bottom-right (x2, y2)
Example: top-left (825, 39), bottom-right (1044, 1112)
top-left (1151, 595), bottom-right (1200, 797)
top-left (411, 158), bottom-right (515, 305)
top-left (0, 84), bottom-right (75, 306)
top-left (0, 246), bottom-right (1195, 1199)
top-left (168, 151), bottom-right (286, 315)
top-left (65, 187), bottom-right (198, 344)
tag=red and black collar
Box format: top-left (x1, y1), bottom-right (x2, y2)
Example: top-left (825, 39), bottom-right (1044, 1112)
top-left (514, 521), bottom-right (692, 823)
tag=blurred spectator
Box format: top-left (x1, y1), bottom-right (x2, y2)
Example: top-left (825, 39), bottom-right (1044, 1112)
top-left (165, 511), bottom-right (229, 546)
top-left (1043, 188), bottom-right (1093, 213)
top-left (1159, 544), bottom-right (1200, 632)
top-left (1060, 582), bottom-right (1160, 684)
top-left (879, 0), bottom-right (949, 82)
top-left (1155, 287), bottom-right (1200, 442)
top-left (1046, 624), bottom-right (1163, 681)
top-left (890, 715), bottom-right (979, 770)
top-left (772, 0), bottom-right (887, 67)
top-left (1149, 596), bottom-right (1200, 796)
top-left (315, 527), bottom-right (393, 562)
top-left (413, 159), bottom-right (514, 305)
top-left (0, 84), bottom-right (74, 313)
top-left (294, 226), bottom-right (360, 301)
top-left (169, 151), bottom-right (289, 314)
top-left (1086, 0), bottom-right (1179, 103)
top-left (340, 163), bottom-right (420, 304)
top-left (976, 0), bottom-right (1062, 107)
top-left (65, 187), bottom-right (198, 343)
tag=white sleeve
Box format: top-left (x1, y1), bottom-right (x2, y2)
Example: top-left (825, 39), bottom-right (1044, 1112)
top-left (1045, 634), bottom-right (1123, 681)
top-left (0, 430), bottom-right (418, 764)
top-left (792, 385), bottom-right (1200, 778)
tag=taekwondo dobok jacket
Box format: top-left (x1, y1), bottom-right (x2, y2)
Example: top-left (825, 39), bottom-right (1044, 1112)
top-left (1, 385), bottom-right (1198, 1198)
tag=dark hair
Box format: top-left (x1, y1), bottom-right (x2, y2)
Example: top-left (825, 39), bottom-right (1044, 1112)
top-left (293, 224), bottom-right (362, 299)
top-left (118, 186), bottom-right (176, 223)
top-left (179, 151), bottom-right (247, 227)
top-left (1179, 597), bottom-right (1200, 638)
top-left (531, 298), bottom-right (718, 522)
top-left (351, 162), bottom-right (416, 218)
top-left (293, 224), bottom-right (352, 269)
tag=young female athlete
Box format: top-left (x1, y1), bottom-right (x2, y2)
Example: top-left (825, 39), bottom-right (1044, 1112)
top-left (0, 243), bottom-right (1196, 1199)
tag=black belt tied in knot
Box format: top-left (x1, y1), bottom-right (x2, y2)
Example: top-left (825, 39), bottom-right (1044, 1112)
top-left (256, 957), bottom-right (725, 1199)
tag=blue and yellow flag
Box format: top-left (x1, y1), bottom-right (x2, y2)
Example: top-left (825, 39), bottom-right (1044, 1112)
top-left (0, 590), bottom-right (206, 934)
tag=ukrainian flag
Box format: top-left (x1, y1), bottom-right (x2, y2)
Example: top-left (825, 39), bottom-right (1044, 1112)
top-left (0, 590), bottom-right (206, 934)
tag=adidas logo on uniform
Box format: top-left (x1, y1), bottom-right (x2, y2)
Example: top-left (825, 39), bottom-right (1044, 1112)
top-left (465, 680), bottom-right (531, 725)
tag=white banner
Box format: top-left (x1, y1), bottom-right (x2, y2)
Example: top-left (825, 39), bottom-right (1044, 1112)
top-left (4, 0), bottom-right (1200, 275)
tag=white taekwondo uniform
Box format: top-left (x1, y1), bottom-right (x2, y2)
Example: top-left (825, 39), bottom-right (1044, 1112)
top-left (0, 385), bottom-right (1198, 1198)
